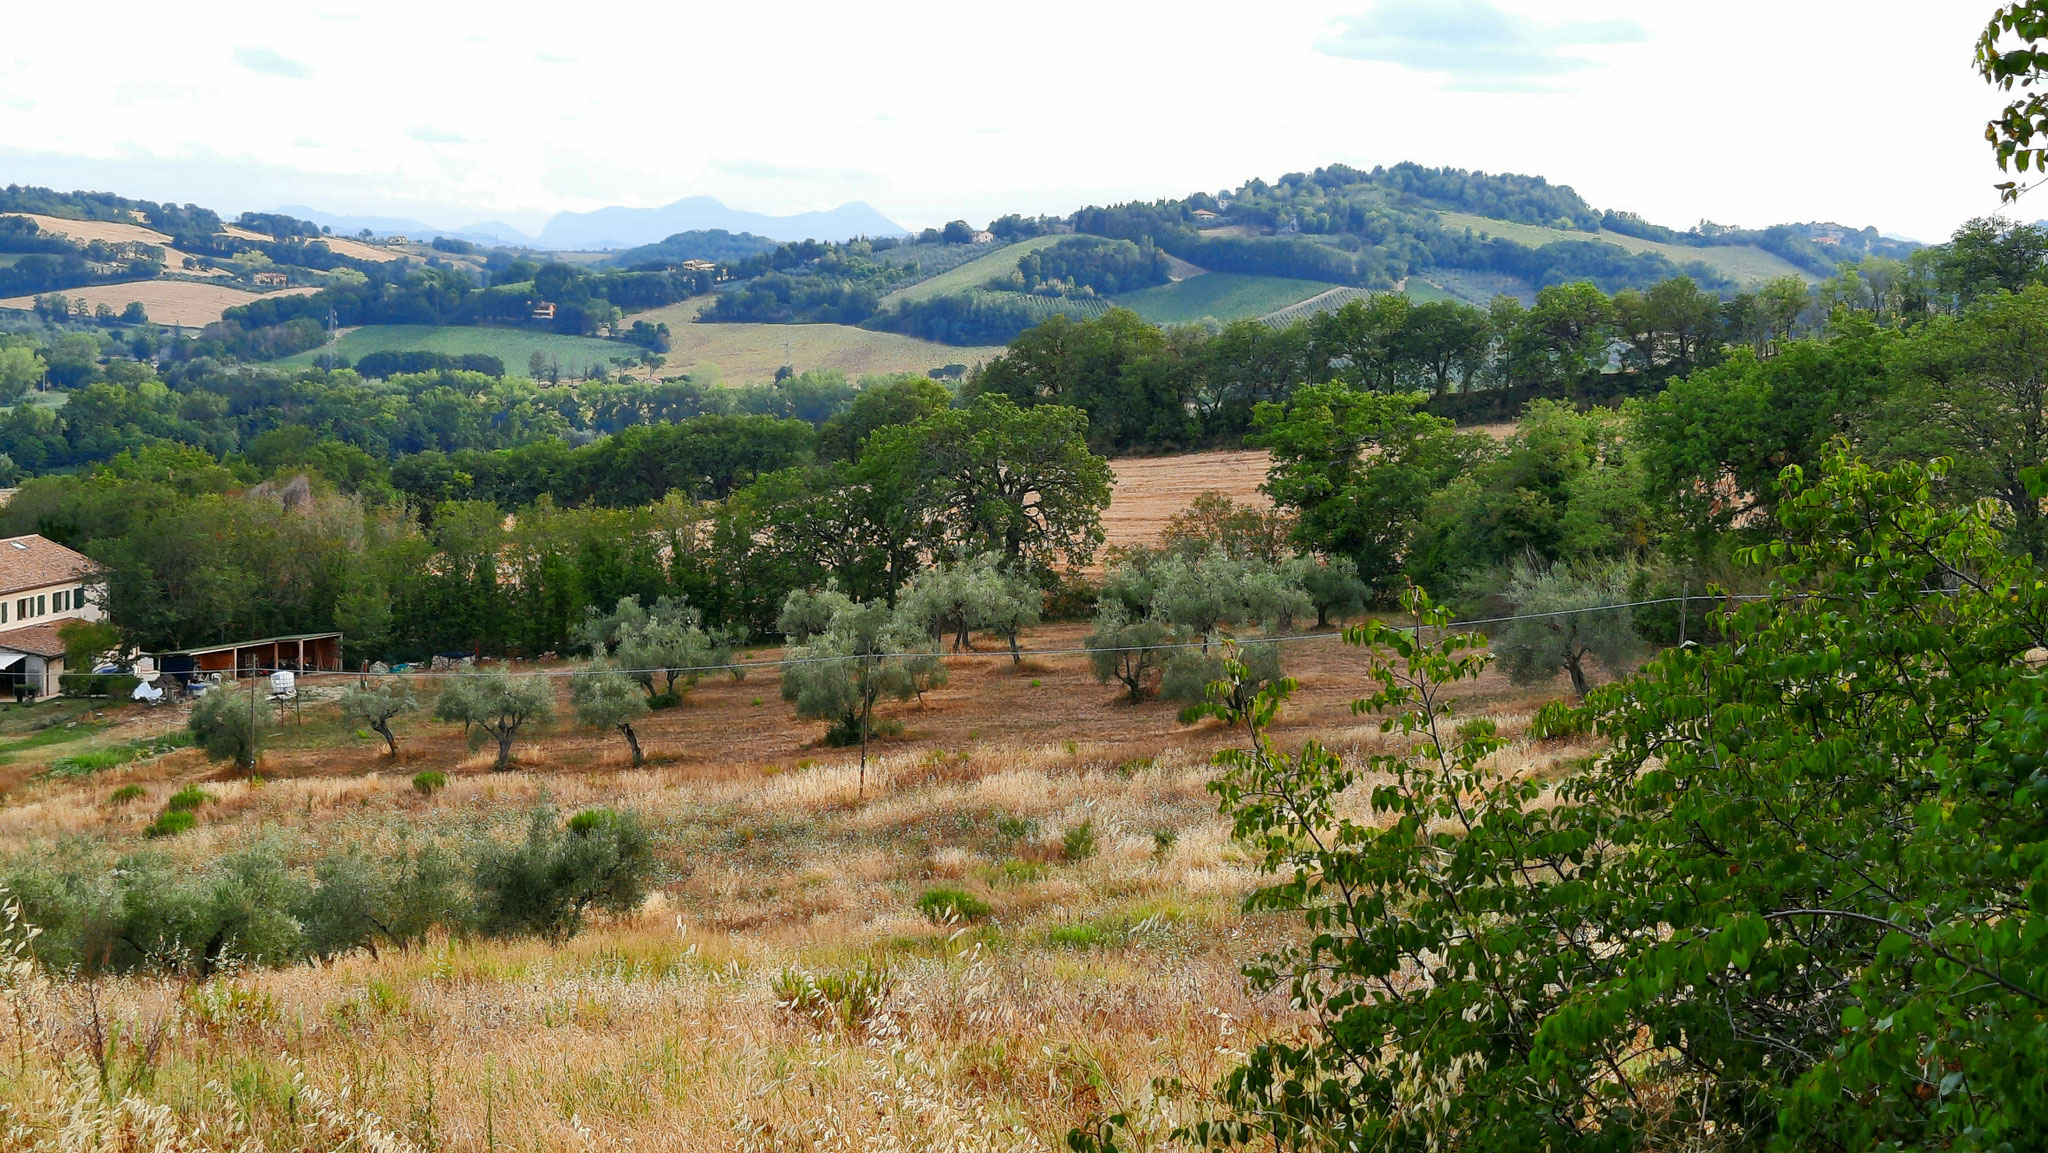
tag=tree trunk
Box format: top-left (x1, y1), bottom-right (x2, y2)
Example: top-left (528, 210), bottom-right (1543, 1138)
top-left (1565, 652), bottom-right (1590, 698)
top-left (374, 719), bottom-right (398, 757)
top-left (1008, 629), bottom-right (1022, 664)
top-left (493, 729), bottom-right (514, 771)
top-left (621, 723), bottom-right (643, 768)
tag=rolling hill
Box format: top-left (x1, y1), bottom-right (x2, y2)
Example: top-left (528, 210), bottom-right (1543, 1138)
top-left (1435, 211), bottom-right (1816, 286)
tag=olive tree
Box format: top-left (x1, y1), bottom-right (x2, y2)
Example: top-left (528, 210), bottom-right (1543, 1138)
top-left (338, 679), bottom-right (417, 757)
top-left (188, 686), bottom-right (277, 774)
top-left (1487, 558), bottom-right (1642, 697)
top-left (432, 669), bottom-right (556, 771)
top-left (577, 595), bottom-right (738, 704)
top-left (570, 664), bottom-right (652, 768)
top-left (778, 591), bottom-right (940, 792)
top-left (895, 551), bottom-right (1043, 661)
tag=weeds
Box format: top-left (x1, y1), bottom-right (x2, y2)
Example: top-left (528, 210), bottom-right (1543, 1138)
top-left (913, 886), bottom-right (991, 923)
top-left (771, 961), bottom-right (893, 1032)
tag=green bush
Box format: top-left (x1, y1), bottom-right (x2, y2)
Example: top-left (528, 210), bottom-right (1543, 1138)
top-left (1061, 819), bottom-right (1098, 861)
top-left (411, 771), bottom-right (447, 796)
top-left (993, 814), bottom-right (1039, 841)
top-left (913, 886), bottom-right (990, 923)
top-left (107, 784), bottom-right (145, 805)
top-left (165, 785), bottom-right (213, 813)
top-left (298, 844), bottom-right (469, 959)
top-left (473, 806), bottom-right (656, 942)
top-left (187, 688), bottom-right (276, 771)
top-left (1151, 828), bottom-right (1178, 857)
top-left (144, 810), bottom-right (196, 838)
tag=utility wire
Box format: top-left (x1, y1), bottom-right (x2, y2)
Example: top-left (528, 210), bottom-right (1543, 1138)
top-left (165, 593), bottom-right (1780, 682)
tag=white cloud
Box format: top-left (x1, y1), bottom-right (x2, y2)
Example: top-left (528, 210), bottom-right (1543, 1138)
top-left (1316, 0), bottom-right (1647, 91)
top-left (232, 46), bottom-right (312, 79)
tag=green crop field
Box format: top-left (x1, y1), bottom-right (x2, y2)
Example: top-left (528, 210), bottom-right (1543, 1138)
top-left (1402, 278), bottom-right (1459, 304)
top-left (1112, 273), bottom-right (1337, 326)
top-left (279, 326), bottom-right (629, 375)
top-left (883, 235), bottom-right (1070, 304)
top-left (1436, 211), bottom-right (1814, 286)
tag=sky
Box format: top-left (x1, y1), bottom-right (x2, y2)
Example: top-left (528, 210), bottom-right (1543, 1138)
top-left (0, 1), bottom-right (2011, 242)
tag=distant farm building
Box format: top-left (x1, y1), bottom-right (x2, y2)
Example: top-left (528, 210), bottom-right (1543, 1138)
top-left (970, 231), bottom-right (997, 244)
top-left (150, 633), bottom-right (344, 681)
top-left (677, 259), bottom-right (717, 273)
top-left (383, 235), bottom-right (409, 245)
top-left (532, 301), bottom-right (557, 320)
top-left (0, 534), bottom-right (107, 700)
top-left (1191, 208), bottom-right (1221, 224)
top-left (252, 271), bottom-right (289, 287)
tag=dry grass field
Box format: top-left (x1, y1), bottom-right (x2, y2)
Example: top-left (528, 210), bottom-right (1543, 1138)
top-left (0, 281), bottom-right (317, 327)
top-left (0, 614), bottom-right (1587, 1151)
top-left (3, 213), bottom-right (230, 281)
top-left (1099, 449), bottom-right (1272, 564)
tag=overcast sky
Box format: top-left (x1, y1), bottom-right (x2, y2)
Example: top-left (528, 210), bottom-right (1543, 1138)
top-left (0, 1), bottom-right (2010, 241)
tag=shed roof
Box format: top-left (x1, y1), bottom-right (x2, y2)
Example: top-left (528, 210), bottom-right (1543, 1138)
top-left (0, 622), bottom-right (69, 658)
top-left (0, 535), bottom-right (103, 598)
top-left (149, 632), bottom-right (342, 658)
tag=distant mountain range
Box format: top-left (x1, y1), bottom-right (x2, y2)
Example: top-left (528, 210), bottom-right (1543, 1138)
top-left (277, 196), bottom-right (907, 251)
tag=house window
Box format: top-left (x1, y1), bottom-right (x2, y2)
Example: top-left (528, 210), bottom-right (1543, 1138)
top-left (35, 595), bottom-right (45, 616)
top-left (73, 586), bottom-right (84, 610)
top-left (13, 599), bottom-right (23, 620)
top-left (52, 591), bottom-right (65, 613)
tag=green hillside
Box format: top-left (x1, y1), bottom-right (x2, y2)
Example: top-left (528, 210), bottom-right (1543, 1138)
top-left (1113, 274), bottom-right (1336, 326)
top-left (279, 326), bottom-right (629, 375)
top-left (1436, 211), bottom-right (1815, 286)
top-left (884, 235), bottom-right (1069, 304)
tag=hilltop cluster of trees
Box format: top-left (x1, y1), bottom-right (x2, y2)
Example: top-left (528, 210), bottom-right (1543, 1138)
top-left (991, 236), bottom-right (1169, 296)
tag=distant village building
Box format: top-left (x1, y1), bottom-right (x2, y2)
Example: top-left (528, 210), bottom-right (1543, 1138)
top-left (1190, 208), bottom-right (1221, 224)
top-left (677, 259), bottom-right (717, 273)
top-left (383, 235), bottom-right (409, 245)
top-left (969, 230), bottom-right (997, 244)
top-left (253, 271), bottom-right (289, 287)
top-left (0, 535), bottom-right (107, 700)
top-left (532, 301), bottom-right (557, 320)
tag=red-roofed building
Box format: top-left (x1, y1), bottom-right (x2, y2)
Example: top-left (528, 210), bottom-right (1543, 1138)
top-left (0, 534), bottom-right (107, 699)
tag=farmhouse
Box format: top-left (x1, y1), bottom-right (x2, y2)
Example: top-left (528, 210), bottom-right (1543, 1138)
top-left (532, 301), bottom-right (557, 320)
top-left (252, 271), bottom-right (289, 287)
top-left (970, 231), bottom-right (997, 244)
top-left (1191, 208), bottom-right (1221, 224)
top-left (0, 534), bottom-right (106, 700)
top-left (677, 259), bottom-right (717, 273)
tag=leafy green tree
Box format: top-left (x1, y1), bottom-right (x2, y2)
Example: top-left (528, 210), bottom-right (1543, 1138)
top-left (1254, 384), bottom-right (1485, 598)
top-left (0, 345), bottom-right (44, 403)
top-left (1980, 3), bottom-right (2048, 201)
top-left (188, 686), bottom-right (277, 773)
top-left (1487, 557), bottom-right (1642, 697)
top-left (570, 664), bottom-right (652, 767)
top-left (338, 678), bottom-right (417, 757)
top-left (866, 393), bottom-right (1113, 576)
top-left (473, 807), bottom-right (656, 943)
top-left (1159, 492), bottom-right (1295, 563)
top-left (432, 669), bottom-right (555, 771)
top-left (1862, 283), bottom-right (2048, 558)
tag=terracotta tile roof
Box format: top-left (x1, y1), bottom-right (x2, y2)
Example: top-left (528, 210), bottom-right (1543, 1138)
top-left (0, 535), bottom-right (103, 597)
top-left (0, 622), bottom-right (69, 658)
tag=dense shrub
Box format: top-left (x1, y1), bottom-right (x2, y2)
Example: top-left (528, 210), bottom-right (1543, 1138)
top-left (472, 807), bottom-right (657, 942)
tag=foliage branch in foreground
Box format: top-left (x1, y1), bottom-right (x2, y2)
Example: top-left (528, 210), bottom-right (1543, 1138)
top-left (1077, 448), bottom-right (2048, 1150)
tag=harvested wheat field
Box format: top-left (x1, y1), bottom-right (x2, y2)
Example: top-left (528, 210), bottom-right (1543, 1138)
top-left (0, 280), bottom-right (317, 327)
top-left (2, 212), bottom-right (173, 247)
top-left (1099, 448), bottom-right (1272, 561)
top-left (0, 620), bottom-right (1588, 1151)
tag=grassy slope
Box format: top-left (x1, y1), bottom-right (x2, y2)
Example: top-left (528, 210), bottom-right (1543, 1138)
top-left (277, 325), bottom-right (627, 374)
top-left (883, 234), bottom-right (1069, 304)
top-left (1113, 273), bottom-right (1335, 325)
top-left (1437, 211), bottom-right (1813, 286)
top-left (627, 297), bottom-right (1009, 382)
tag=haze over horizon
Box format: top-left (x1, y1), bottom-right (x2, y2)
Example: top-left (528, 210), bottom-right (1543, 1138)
top-left (0, 0), bottom-right (2010, 243)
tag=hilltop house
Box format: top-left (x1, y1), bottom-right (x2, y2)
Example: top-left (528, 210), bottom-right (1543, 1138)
top-left (1190, 208), bottom-right (1221, 225)
top-left (0, 535), bottom-right (107, 700)
top-left (532, 301), bottom-right (557, 321)
top-left (252, 270), bottom-right (289, 287)
top-left (970, 230), bottom-right (997, 244)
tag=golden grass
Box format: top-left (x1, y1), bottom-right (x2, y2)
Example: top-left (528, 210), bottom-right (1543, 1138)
top-left (0, 614), bottom-right (1595, 1148)
top-left (621, 297), bottom-right (1007, 385)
